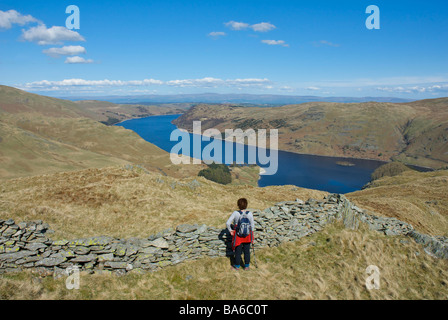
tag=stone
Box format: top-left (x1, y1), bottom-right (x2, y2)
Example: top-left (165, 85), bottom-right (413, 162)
top-left (25, 243), bottom-right (47, 251)
top-left (97, 253), bottom-right (114, 262)
top-left (59, 250), bottom-right (77, 258)
top-left (111, 243), bottom-right (127, 256)
top-left (125, 244), bottom-right (139, 256)
top-left (68, 236), bottom-right (113, 247)
top-left (52, 239), bottom-right (69, 246)
top-left (196, 224), bottom-right (208, 234)
top-left (74, 246), bottom-right (90, 255)
top-left (104, 261), bottom-right (128, 269)
top-left (0, 250), bottom-right (37, 262)
top-left (176, 224), bottom-right (198, 233)
top-left (18, 222), bottom-right (29, 229)
top-left (4, 219), bottom-right (15, 226)
top-left (139, 247), bottom-right (163, 255)
top-left (148, 238), bottom-right (169, 249)
top-left (35, 256), bottom-right (67, 267)
top-left (71, 254), bottom-right (97, 263)
top-left (2, 227), bottom-right (17, 237)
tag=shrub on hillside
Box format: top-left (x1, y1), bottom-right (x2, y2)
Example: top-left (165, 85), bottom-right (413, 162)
top-left (198, 163), bottom-right (232, 185)
top-left (370, 161), bottom-right (414, 181)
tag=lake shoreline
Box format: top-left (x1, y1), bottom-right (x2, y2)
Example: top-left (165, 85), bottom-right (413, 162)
top-left (170, 117), bottom-right (437, 173)
top-left (116, 113), bottom-right (434, 173)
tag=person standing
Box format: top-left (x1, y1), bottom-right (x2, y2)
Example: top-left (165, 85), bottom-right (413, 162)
top-left (226, 198), bottom-right (255, 271)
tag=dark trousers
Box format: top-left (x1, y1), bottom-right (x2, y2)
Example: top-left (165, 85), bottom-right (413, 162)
top-left (234, 242), bottom-right (251, 267)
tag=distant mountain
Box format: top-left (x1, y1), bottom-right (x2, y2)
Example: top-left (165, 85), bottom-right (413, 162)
top-left (73, 100), bottom-right (190, 125)
top-left (61, 93), bottom-right (413, 105)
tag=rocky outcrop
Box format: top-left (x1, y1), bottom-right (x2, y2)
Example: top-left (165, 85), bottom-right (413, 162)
top-left (1, 194), bottom-right (447, 276)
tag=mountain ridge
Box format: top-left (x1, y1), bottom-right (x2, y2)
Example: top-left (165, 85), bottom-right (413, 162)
top-left (173, 98), bottom-right (448, 169)
top-left (0, 85), bottom-right (203, 180)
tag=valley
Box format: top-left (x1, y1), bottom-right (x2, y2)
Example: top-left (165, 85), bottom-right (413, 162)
top-left (173, 99), bottom-right (448, 170)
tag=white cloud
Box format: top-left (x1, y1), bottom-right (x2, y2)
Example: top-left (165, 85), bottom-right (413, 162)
top-left (314, 40), bottom-right (340, 47)
top-left (22, 24), bottom-right (85, 45)
top-left (43, 45), bottom-right (87, 58)
top-left (224, 21), bottom-right (250, 30)
top-left (22, 77), bottom-right (270, 91)
top-left (23, 78), bottom-right (164, 89)
top-left (251, 22), bottom-right (276, 32)
top-left (225, 21), bottom-right (277, 32)
top-left (376, 84), bottom-right (448, 94)
top-left (208, 31), bottom-right (226, 38)
top-left (64, 56), bottom-right (94, 64)
top-left (0, 9), bottom-right (40, 29)
top-left (166, 77), bottom-right (271, 88)
top-left (306, 86), bottom-right (321, 91)
top-left (261, 40), bottom-right (289, 47)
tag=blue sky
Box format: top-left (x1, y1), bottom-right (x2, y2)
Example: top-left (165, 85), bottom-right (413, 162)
top-left (1, 0), bottom-right (447, 98)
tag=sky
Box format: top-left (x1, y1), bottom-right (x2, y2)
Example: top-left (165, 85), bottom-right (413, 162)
top-left (0, 0), bottom-right (447, 99)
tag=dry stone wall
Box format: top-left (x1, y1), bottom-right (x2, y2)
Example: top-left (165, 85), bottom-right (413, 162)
top-left (1, 194), bottom-right (447, 276)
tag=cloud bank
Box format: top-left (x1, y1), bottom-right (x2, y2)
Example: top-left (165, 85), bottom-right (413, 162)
top-left (20, 77), bottom-right (272, 92)
top-left (0, 9), bottom-right (40, 29)
top-left (225, 21), bottom-right (276, 32)
top-left (261, 40), bottom-right (289, 47)
top-left (21, 24), bottom-right (85, 45)
top-left (43, 45), bottom-right (87, 58)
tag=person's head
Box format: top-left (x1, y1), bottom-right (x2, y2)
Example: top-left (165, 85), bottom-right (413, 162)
top-left (237, 198), bottom-right (248, 210)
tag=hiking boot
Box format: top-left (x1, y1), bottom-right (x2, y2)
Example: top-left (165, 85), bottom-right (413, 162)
top-left (231, 265), bottom-right (240, 271)
top-left (244, 266), bottom-right (250, 271)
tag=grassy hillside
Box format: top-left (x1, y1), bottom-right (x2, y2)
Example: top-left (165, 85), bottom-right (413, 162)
top-left (0, 165), bottom-right (447, 299)
top-left (173, 99), bottom-right (448, 169)
top-left (73, 100), bottom-right (190, 125)
top-left (347, 169), bottom-right (448, 236)
top-left (0, 165), bottom-right (325, 240)
top-left (1, 216), bottom-right (447, 300)
top-left (1, 86), bottom-right (447, 300)
top-left (0, 86), bottom-right (202, 180)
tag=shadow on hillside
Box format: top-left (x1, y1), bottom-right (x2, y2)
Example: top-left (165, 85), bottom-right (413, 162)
top-left (218, 228), bottom-right (256, 267)
top-left (218, 229), bottom-right (235, 267)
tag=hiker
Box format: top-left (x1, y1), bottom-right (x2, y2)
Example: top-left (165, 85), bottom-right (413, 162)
top-left (226, 198), bottom-right (255, 271)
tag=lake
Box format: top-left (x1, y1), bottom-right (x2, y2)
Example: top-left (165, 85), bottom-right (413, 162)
top-left (116, 114), bottom-right (386, 193)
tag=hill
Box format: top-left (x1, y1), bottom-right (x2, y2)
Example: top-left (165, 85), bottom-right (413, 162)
top-left (172, 99), bottom-right (448, 169)
top-left (347, 169), bottom-right (448, 236)
top-left (0, 85), bottom-right (201, 180)
top-left (73, 100), bottom-right (189, 125)
top-left (0, 165), bottom-right (447, 299)
top-left (0, 165), bottom-right (326, 239)
top-left (62, 92), bottom-right (412, 104)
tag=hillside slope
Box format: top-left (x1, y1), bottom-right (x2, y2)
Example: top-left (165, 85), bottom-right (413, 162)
top-left (0, 86), bottom-right (201, 180)
top-left (73, 100), bottom-right (189, 125)
top-left (0, 165), bottom-right (327, 239)
top-left (347, 169), bottom-right (448, 236)
top-left (173, 99), bottom-right (448, 169)
top-left (0, 165), bottom-right (447, 300)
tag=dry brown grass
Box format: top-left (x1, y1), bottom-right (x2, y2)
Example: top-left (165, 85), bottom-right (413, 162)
top-left (347, 169), bottom-right (448, 236)
top-left (1, 223), bottom-right (447, 300)
top-left (0, 165), bottom-right (327, 240)
top-left (1, 163), bottom-right (447, 300)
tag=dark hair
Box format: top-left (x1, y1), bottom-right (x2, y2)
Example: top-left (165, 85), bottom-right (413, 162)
top-left (237, 198), bottom-right (248, 210)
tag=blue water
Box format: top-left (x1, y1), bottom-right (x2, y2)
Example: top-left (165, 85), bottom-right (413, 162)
top-left (116, 114), bottom-right (386, 193)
